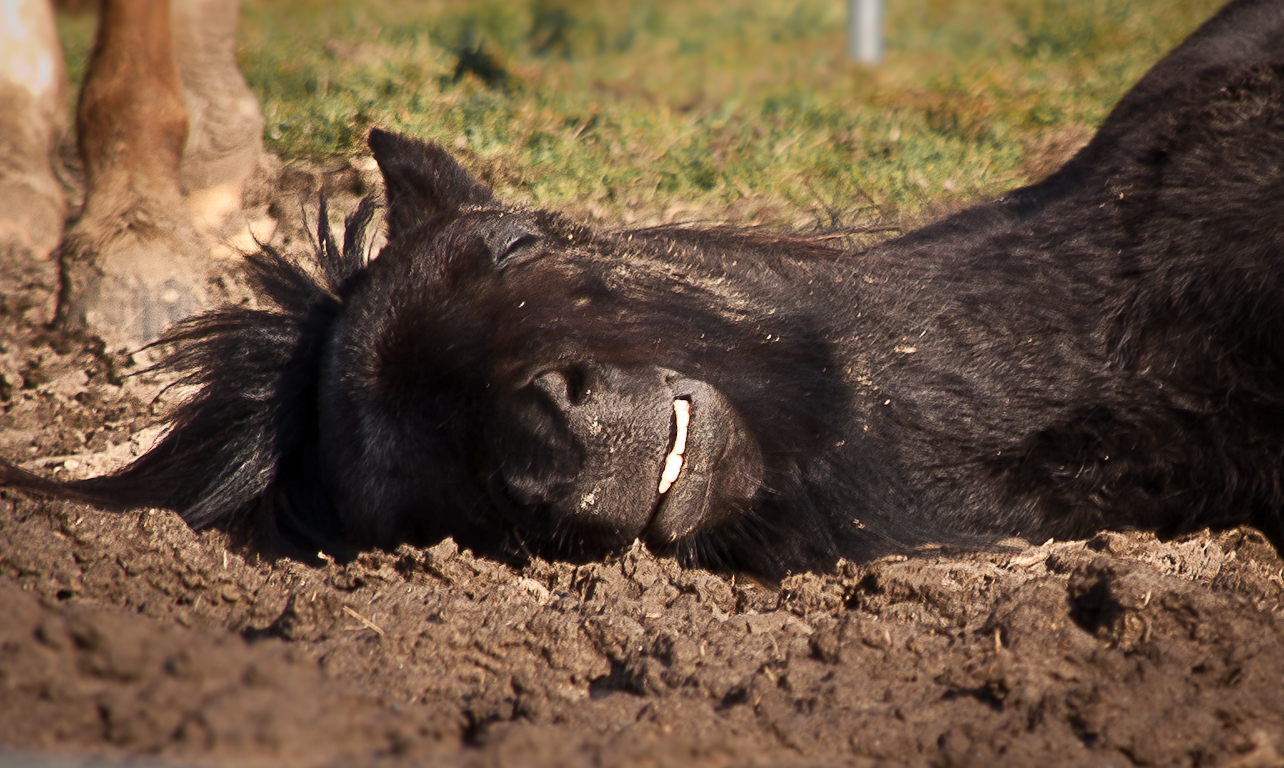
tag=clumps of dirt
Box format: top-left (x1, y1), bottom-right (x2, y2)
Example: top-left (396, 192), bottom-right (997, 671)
top-left (7, 473), bottom-right (1284, 768)
top-left (0, 583), bottom-right (441, 767)
top-left (5, 173), bottom-right (1284, 768)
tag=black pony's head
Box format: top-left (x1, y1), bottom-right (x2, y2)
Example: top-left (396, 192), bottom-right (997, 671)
top-left (308, 130), bottom-right (854, 572)
top-left (22, 129), bottom-right (860, 576)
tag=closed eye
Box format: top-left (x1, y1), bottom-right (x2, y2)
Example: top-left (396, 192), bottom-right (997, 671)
top-left (500, 232), bottom-right (540, 263)
top-left (482, 216), bottom-right (543, 267)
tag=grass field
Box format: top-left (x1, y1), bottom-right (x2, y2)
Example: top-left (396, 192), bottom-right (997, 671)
top-left (57, 0), bottom-right (1223, 226)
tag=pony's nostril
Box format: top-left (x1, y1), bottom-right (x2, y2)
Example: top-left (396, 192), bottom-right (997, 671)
top-left (564, 365), bottom-right (591, 405)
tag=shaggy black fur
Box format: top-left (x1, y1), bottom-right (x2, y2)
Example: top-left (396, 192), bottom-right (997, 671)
top-left (7, 0), bottom-right (1284, 578)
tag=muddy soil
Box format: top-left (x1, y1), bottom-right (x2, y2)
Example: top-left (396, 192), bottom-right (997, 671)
top-left (4, 163), bottom-right (1284, 768)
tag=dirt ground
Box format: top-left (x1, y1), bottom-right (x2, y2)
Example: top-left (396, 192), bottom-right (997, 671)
top-left (4, 162), bottom-right (1284, 768)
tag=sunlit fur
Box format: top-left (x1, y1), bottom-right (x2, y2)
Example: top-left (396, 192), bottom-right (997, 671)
top-left (6, 0), bottom-right (1284, 578)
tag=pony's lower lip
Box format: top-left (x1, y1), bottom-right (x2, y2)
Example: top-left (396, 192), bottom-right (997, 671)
top-left (657, 398), bottom-right (690, 495)
top-left (643, 375), bottom-right (762, 547)
top-left (642, 381), bottom-right (724, 545)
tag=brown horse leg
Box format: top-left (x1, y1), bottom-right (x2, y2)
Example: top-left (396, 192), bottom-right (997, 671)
top-left (58, 0), bottom-right (212, 346)
top-left (172, 0), bottom-right (274, 246)
top-left (0, 0), bottom-right (69, 261)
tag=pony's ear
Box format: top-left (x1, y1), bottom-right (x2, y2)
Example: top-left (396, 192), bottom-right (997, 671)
top-left (367, 128), bottom-right (495, 239)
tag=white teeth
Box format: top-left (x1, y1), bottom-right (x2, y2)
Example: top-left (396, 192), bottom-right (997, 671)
top-left (658, 454), bottom-right (683, 495)
top-left (657, 399), bottom-right (690, 494)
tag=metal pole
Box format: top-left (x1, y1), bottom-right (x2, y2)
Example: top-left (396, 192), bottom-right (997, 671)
top-left (848, 0), bottom-right (883, 64)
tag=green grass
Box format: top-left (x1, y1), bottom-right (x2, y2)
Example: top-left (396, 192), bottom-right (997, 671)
top-left (57, 0), bottom-right (1223, 225)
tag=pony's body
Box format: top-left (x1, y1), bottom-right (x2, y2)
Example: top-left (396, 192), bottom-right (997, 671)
top-left (6, 0), bottom-right (1284, 578)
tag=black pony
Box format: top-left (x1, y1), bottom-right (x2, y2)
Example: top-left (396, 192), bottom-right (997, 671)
top-left (6, 0), bottom-right (1284, 578)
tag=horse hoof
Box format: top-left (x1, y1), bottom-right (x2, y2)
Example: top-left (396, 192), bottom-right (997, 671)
top-left (56, 210), bottom-right (217, 347)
